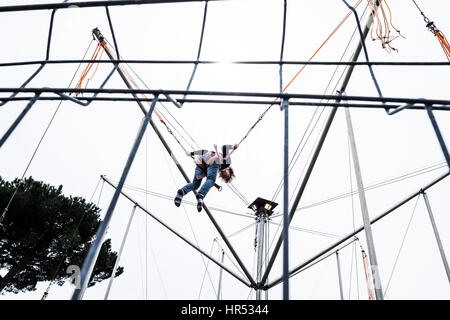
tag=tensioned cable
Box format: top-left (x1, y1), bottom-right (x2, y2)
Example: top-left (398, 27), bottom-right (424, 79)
top-left (135, 210), bottom-right (146, 299)
top-left (197, 240), bottom-right (216, 299)
top-left (0, 38), bottom-right (94, 225)
top-left (104, 38), bottom-right (201, 151)
top-left (227, 182), bottom-right (250, 206)
top-left (295, 160), bottom-right (447, 212)
top-left (224, 222), bottom-right (257, 239)
top-left (266, 220), bottom-right (342, 239)
top-left (101, 38), bottom-right (195, 154)
top-left (120, 57), bottom-right (201, 150)
top-left (384, 194), bottom-right (420, 295)
top-left (268, 155), bottom-right (447, 220)
top-left (144, 222), bottom-right (169, 299)
top-left (116, 182), bottom-right (255, 218)
top-left (309, 254), bottom-right (334, 299)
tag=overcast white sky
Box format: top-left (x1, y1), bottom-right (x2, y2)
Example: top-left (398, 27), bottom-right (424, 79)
top-left (0, 0), bottom-right (450, 300)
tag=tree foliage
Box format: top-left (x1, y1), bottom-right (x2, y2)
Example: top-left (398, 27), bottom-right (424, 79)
top-left (0, 176), bottom-right (123, 294)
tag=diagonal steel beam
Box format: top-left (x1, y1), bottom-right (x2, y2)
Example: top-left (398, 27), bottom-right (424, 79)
top-left (266, 171), bottom-right (450, 289)
top-left (101, 175), bottom-right (252, 288)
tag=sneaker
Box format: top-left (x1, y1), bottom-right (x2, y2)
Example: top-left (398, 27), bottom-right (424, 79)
top-left (174, 189), bottom-right (185, 207)
top-left (196, 193), bottom-right (204, 212)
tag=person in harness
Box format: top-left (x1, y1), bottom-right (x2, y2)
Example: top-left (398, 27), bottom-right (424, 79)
top-left (174, 144), bottom-right (238, 212)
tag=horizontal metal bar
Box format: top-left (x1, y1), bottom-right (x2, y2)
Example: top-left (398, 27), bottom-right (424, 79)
top-left (1, 59), bottom-right (449, 68)
top-left (4, 96), bottom-right (450, 111)
top-left (2, 88), bottom-right (450, 106)
top-left (0, 0), bottom-right (222, 13)
top-left (265, 171), bottom-right (450, 289)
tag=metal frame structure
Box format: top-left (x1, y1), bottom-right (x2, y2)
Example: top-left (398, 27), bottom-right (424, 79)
top-left (1, 0), bottom-right (449, 300)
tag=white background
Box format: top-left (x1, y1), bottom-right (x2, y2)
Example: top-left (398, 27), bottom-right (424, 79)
top-left (0, 0), bottom-right (449, 300)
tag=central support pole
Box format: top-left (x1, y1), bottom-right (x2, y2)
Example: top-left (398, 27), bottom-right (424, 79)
top-left (256, 212), bottom-right (267, 300)
top-left (248, 198), bottom-right (278, 299)
top-left (72, 96), bottom-right (158, 300)
top-left (344, 107), bottom-right (383, 300)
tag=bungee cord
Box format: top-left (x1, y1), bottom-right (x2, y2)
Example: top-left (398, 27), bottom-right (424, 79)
top-left (412, 0), bottom-right (450, 61)
top-left (366, 0), bottom-right (404, 52)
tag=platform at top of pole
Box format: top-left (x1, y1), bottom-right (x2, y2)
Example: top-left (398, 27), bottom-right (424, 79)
top-left (248, 197), bottom-right (278, 217)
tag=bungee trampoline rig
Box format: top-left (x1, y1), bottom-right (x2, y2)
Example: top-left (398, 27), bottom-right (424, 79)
top-left (0, 0), bottom-right (449, 300)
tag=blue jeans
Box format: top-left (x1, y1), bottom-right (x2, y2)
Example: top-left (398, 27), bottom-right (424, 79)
top-left (182, 162), bottom-right (219, 196)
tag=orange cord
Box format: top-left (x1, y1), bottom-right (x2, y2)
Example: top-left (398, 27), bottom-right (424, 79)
top-left (367, 0), bottom-right (402, 52)
top-left (435, 29), bottom-right (450, 62)
top-left (72, 43), bottom-right (104, 96)
top-left (282, 0), bottom-right (363, 93)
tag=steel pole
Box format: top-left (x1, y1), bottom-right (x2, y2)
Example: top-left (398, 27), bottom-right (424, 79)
top-left (104, 205), bottom-right (137, 300)
top-left (256, 213), bottom-right (266, 300)
top-left (344, 107), bottom-right (383, 300)
top-left (422, 191), bottom-right (450, 284)
top-left (282, 99), bottom-right (289, 300)
top-left (72, 97), bottom-right (158, 300)
top-left (336, 251), bottom-right (344, 300)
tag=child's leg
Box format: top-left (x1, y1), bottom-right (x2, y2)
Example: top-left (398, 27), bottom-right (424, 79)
top-left (198, 163), bottom-right (219, 196)
top-left (174, 167), bottom-right (203, 207)
top-left (196, 163), bottom-right (219, 211)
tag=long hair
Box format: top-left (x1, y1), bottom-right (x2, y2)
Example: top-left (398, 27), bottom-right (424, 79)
top-left (220, 166), bottom-right (235, 183)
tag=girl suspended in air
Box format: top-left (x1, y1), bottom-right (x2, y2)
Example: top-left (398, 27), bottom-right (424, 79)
top-left (174, 144), bottom-right (238, 212)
